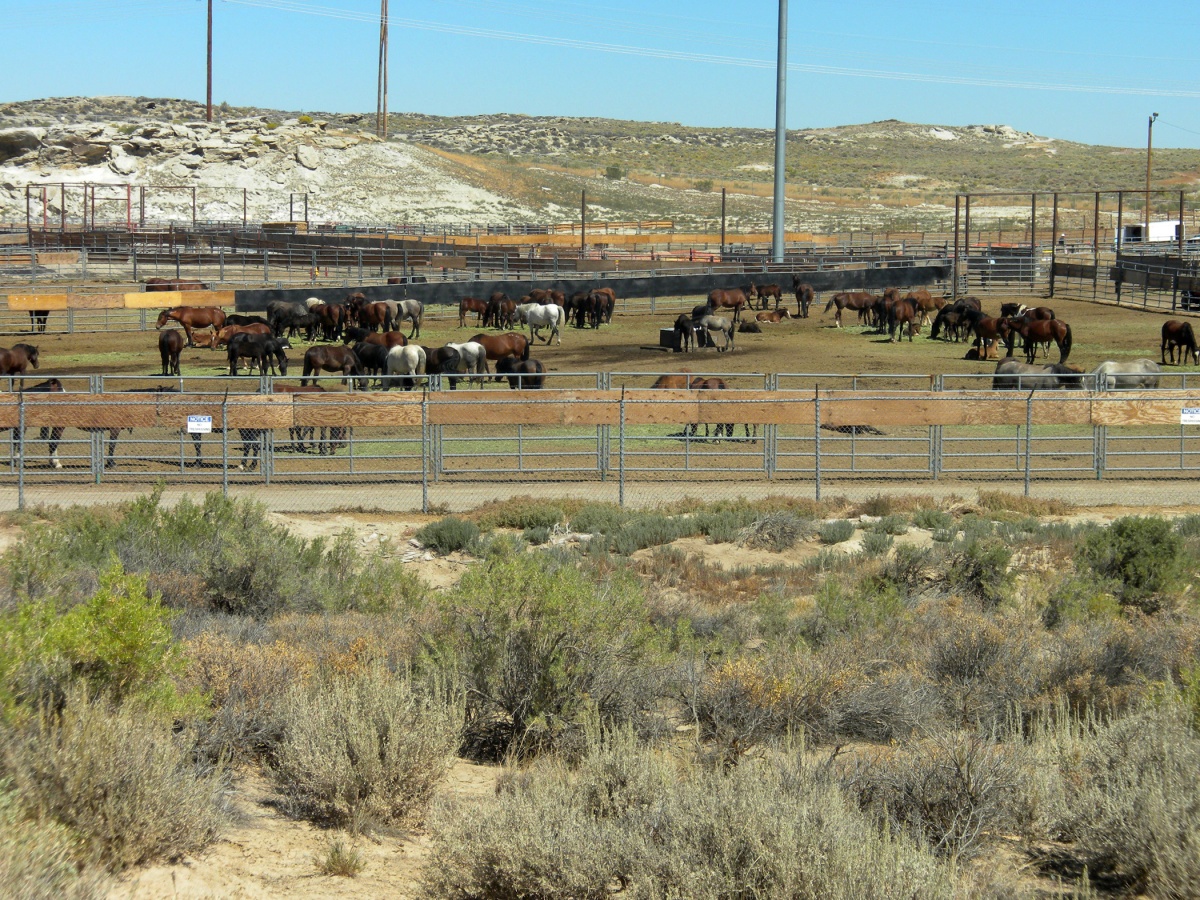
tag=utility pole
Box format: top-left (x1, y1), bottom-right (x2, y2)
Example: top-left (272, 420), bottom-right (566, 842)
top-left (1145, 112), bottom-right (1158, 238)
top-left (771, 0), bottom-right (788, 264)
top-left (206, 0), bottom-right (213, 122)
top-left (376, 0), bottom-right (389, 139)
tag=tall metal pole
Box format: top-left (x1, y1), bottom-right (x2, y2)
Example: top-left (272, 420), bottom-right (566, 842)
top-left (771, 0), bottom-right (788, 264)
top-left (206, 0), bottom-right (213, 122)
top-left (720, 187), bottom-right (727, 256)
top-left (580, 190), bottom-right (586, 255)
top-left (1145, 112), bottom-right (1158, 238)
top-left (376, 0), bottom-right (389, 138)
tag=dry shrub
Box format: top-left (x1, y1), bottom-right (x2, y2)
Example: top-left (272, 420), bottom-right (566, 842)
top-left (830, 662), bottom-right (944, 742)
top-left (851, 493), bottom-right (956, 518)
top-left (0, 784), bottom-right (107, 899)
top-left (424, 734), bottom-right (961, 899)
top-left (976, 491), bottom-right (1073, 517)
top-left (1, 693), bottom-right (230, 872)
top-left (739, 511), bottom-right (814, 552)
top-left (314, 836), bottom-right (366, 878)
top-left (1036, 703), bottom-right (1200, 897)
top-left (271, 667), bottom-right (463, 832)
top-left (840, 731), bottom-right (1029, 860)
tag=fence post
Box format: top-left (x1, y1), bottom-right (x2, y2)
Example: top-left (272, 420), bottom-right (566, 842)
top-left (618, 389), bottom-right (626, 508)
top-left (1024, 393), bottom-right (1033, 496)
top-left (421, 393), bottom-right (429, 513)
top-left (132, 247), bottom-right (138, 282)
top-left (221, 397), bottom-right (229, 498)
top-left (16, 392), bottom-right (25, 511)
top-left (263, 249), bottom-right (270, 282)
top-left (814, 389), bottom-right (822, 502)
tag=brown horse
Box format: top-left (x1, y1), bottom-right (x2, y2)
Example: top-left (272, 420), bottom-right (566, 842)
top-left (343, 326), bottom-right (407, 350)
top-left (208, 322), bottom-right (272, 349)
top-left (902, 288), bottom-right (945, 326)
top-left (459, 297), bottom-right (488, 328)
top-left (302, 346), bottom-right (366, 388)
top-left (1008, 316), bottom-right (1073, 364)
top-left (0, 343), bottom-right (39, 376)
top-left (27, 310), bottom-right (50, 333)
top-left (965, 313), bottom-right (1013, 361)
top-left (1162, 320), bottom-right (1200, 365)
top-left (747, 282), bottom-right (783, 311)
top-left (470, 332), bottom-right (531, 362)
top-left (156, 306), bottom-right (226, 347)
top-left (755, 309), bottom-right (791, 323)
top-left (145, 277), bottom-right (207, 291)
top-left (793, 281), bottom-right (815, 318)
top-left (823, 291), bottom-right (876, 328)
top-left (159, 329), bottom-right (184, 376)
top-left (312, 303), bottom-right (345, 341)
top-left (887, 298), bottom-right (921, 343)
top-left (357, 302), bottom-right (394, 332)
top-left (495, 356), bottom-right (546, 389)
top-left (591, 287), bottom-right (617, 323)
top-left (707, 288), bottom-right (748, 323)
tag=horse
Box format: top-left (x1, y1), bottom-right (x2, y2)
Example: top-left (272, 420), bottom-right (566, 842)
top-left (424, 346), bottom-right (463, 388)
top-left (343, 326), bottom-right (407, 350)
top-left (27, 310), bottom-right (50, 333)
top-left (158, 329), bottom-right (184, 376)
top-left (351, 342), bottom-right (391, 386)
top-left (706, 288), bottom-right (748, 323)
top-left (155, 306), bottom-right (226, 347)
top-left (391, 299), bottom-right (423, 339)
top-left (224, 314), bottom-right (269, 328)
top-left (755, 309), bottom-right (791, 323)
top-left (823, 291), bottom-right (875, 328)
top-left (793, 280), bottom-right (815, 318)
top-left (749, 282), bottom-right (783, 311)
top-left (208, 322), bottom-right (272, 349)
top-left (1000, 302), bottom-right (1056, 322)
top-left (886, 298), bottom-right (921, 343)
top-left (1093, 359), bottom-right (1162, 390)
top-left (673, 314), bottom-right (697, 352)
top-left (383, 344), bottom-right (427, 391)
top-left (459, 297), bottom-right (489, 328)
top-left (443, 341), bottom-right (490, 386)
top-left (302, 346), bottom-right (366, 388)
top-left (470, 332), bottom-right (531, 362)
top-left (227, 333), bottom-right (289, 376)
top-left (145, 278), bottom-right (207, 291)
top-left (516, 303), bottom-right (562, 345)
top-left (484, 292), bottom-right (514, 329)
top-left (1007, 317), bottom-right (1072, 364)
top-left (357, 302), bottom-right (394, 332)
top-left (495, 356), bottom-right (546, 390)
top-left (0, 343), bottom-right (39, 376)
top-left (591, 287), bottom-right (617, 323)
top-left (902, 288), bottom-right (944, 326)
top-left (7, 378), bottom-right (64, 468)
top-left (991, 359), bottom-right (1085, 391)
top-left (1162, 320), bottom-right (1200, 365)
top-left (696, 315), bottom-right (735, 353)
top-left (311, 303), bottom-right (345, 341)
top-left (649, 372), bottom-right (752, 442)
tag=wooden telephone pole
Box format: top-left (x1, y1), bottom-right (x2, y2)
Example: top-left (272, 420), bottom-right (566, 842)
top-left (376, 0), bottom-right (388, 138)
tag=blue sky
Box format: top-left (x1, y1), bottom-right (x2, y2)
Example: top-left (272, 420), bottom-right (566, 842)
top-left (4, 0), bottom-right (1198, 148)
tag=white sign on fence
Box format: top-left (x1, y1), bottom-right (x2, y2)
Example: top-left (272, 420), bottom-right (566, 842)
top-left (1181, 408), bottom-right (1200, 425)
top-left (186, 415), bottom-right (213, 434)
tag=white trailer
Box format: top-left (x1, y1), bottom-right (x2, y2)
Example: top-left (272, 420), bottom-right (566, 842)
top-left (1120, 220), bottom-right (1180, 244)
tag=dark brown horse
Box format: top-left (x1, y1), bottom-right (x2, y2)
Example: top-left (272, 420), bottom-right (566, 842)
top-left (1162, 320), bottom-right (1199, 365)
top-left (887, 298), bottom-right (921, 343)
top-left (0, 343), bottom-right (39, 376)
top-left (459, 297), bottom-right (488, 328)
top-left (470, 332), bottom-right (531, 362)
top-left (10, 378), bottom-right (65, 468)
top-left (145, 278), bottom-right (207, 291)
top-left (159, 329), bottom-right (184, 376)
top-left (903, 288), bottom-right (944, 326)
top-left (343, 326), bottom-right (407, 350)
top-left (1008, 317), bottom-right (1073, 364)
top-left (356, 302), bottom-right (394, 332)
top-left (156, 306), bottom-right (226, 347)
top-left (591, 287), bottom-right (617, 323)
top-left (823, 291), bottom-right (876, 328)
top-left (208, 322), bottom-right (272, 349)
top-left (495, 356), bottom-right (546, 389)
top-left (312, 303), bottom-right (345, 341)
top-left (302, 346), bottom-right (366, 388)
top-left (707, 288), bottom-right (748, 323)
top-left (27, 310), bottom-right (50, 333)
top-left (747, 282), bottom-right (783, 311)
top-left (793, 281), bottom-right (815, 318)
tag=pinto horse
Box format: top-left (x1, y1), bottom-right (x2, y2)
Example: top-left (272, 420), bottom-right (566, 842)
top-left (1162, 320), bottom-right (1199, 365)
top-left (823, 291), bottom-right (875, 328)
top-left (1008, 316), bottom-right (1072, 364)
top-left (793, 281), bottom-right (815, 318)
top-left (470, 332), bottom-right (530, 362)
top-left (156, 306), bottom-right (226, 347)
top-left (707, 288), bottom-right (748, 323)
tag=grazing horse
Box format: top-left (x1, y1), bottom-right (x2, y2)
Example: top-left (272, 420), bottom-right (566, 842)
top-left (27, 310), bottom-right (50, 333)
top-left (706, 288), bottom-right (748, 323)
top-left (992, 359), bottom-right (1085, 391)
top-left (1162, 320), bottom-right (1200, 365)
top-left (383, 344), bottom-right (427, 391)
top-left (470, 332), bottom-right (531, 362)
top-left (459, 297), bottom-right (489, 328)
top-left (0, 343), bottom-right (39, 376)
top-left (159, 329), bottom-right (184, 376)
top-left (964, 313), bottom-right (1013, 361)
top-left (903, 288), bottom-right (944, 326)
top-left (208, 322), bottom-right (272, 349)
top-left (822, 291), bottom-right (875, 328)
top-left (224, 314), bottom-right (269, 328)
top-left (424, 346), bottom-right (463, 388)
top-left (696, 315), bottom-right (735, 352)
top-left (155, 306), bottom-right (226, 347)
top-left (793, 280), bottom-right (815, 318)
top-left (495, 356), bottom-right (546, 389)
top-left (673, 314), bottom-right (697, 352)
top-left (311, 303), bottom-right (345, 341)
top-left (591, 287), bottom-right (617, 323)
top-left (343, 326), bottom-right (407, 350)
top-left (352, 342), bottom-right (390, 386)
top-left (1007, 317), bottom-right (1072, 364)
top-left (887, 298), bottom-right (921, 343)
top-left (145, 278), bottom-right (207, 291)
top-left (227, 334), bottom-right (289, 376)
top-left (1093, 359), bottom-right (1161, 390)
top-left (390, 299), bottom-right (423, 339)
top-left (357, 301), bottom-right (394, 332)
top-left (7, 378), bottom-right (64, 468)
top-left (443, 342), bottom-right (490, 387)
top-left (755, 309), bottom-right (791, 323)
top-left (516, 303), bottom-right (562, 345)
top-left (302, 346), bottom-right (366, 388)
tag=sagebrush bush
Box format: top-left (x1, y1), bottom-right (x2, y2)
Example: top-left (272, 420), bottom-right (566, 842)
top-left (0, 783), bottom-right (106, 899)
top-left (942, 536), bottom-right (1012, 606)
top-left (424, 734), bottom-right (961, 899)
top-left (819, 519), bottom-right (856, 544)
top-left (739, 511), bottom-right (812, 552)
top-left (314, 836), bottom-right (365, 877)
top-left (871, 514), bottom-right (909, 535)
top-left (415, 517), bottom-right (480, 555)
top-left (568, 503), bottom-right (628, 535)
top-left (1, 692), bottom-right (230, 871)
top-left (272, 667), bottom-right (463, 832)
top-left (1077, 516), bottom-right (1185, 613)
top-left (472, 497), bottom-right (564, 531)
top-left (861, 532), bottom-right (893, 556)
top-left (913, 508), bottom-right (953, 530)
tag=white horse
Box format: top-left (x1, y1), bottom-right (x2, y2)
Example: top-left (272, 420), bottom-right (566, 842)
top-left (444, 341), bottom-right (490, 386)
top-left (384, 344), bottom-right (426, 391)
top-left (304, 296), bottom-right (324, 310)
top-left (384, 299), bottom-right (424, 339)
top-left (1092, 359), bottom-right (1161, 390)
top-left (696, 314), bottom-right (735, 353)
top-left (516, 302), bottom-right (562, 345)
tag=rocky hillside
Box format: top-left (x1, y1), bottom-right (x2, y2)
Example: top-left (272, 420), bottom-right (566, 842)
top-left (1, 96), bottom-right (1197, 231)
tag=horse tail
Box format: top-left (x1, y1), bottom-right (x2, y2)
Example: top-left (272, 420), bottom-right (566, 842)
top-left (521, 338), bottom-right (530, 361)
top-left (1059, 323), bottom-right (1073, 363)
top-left (823, 296), bottom-right (837, 314)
